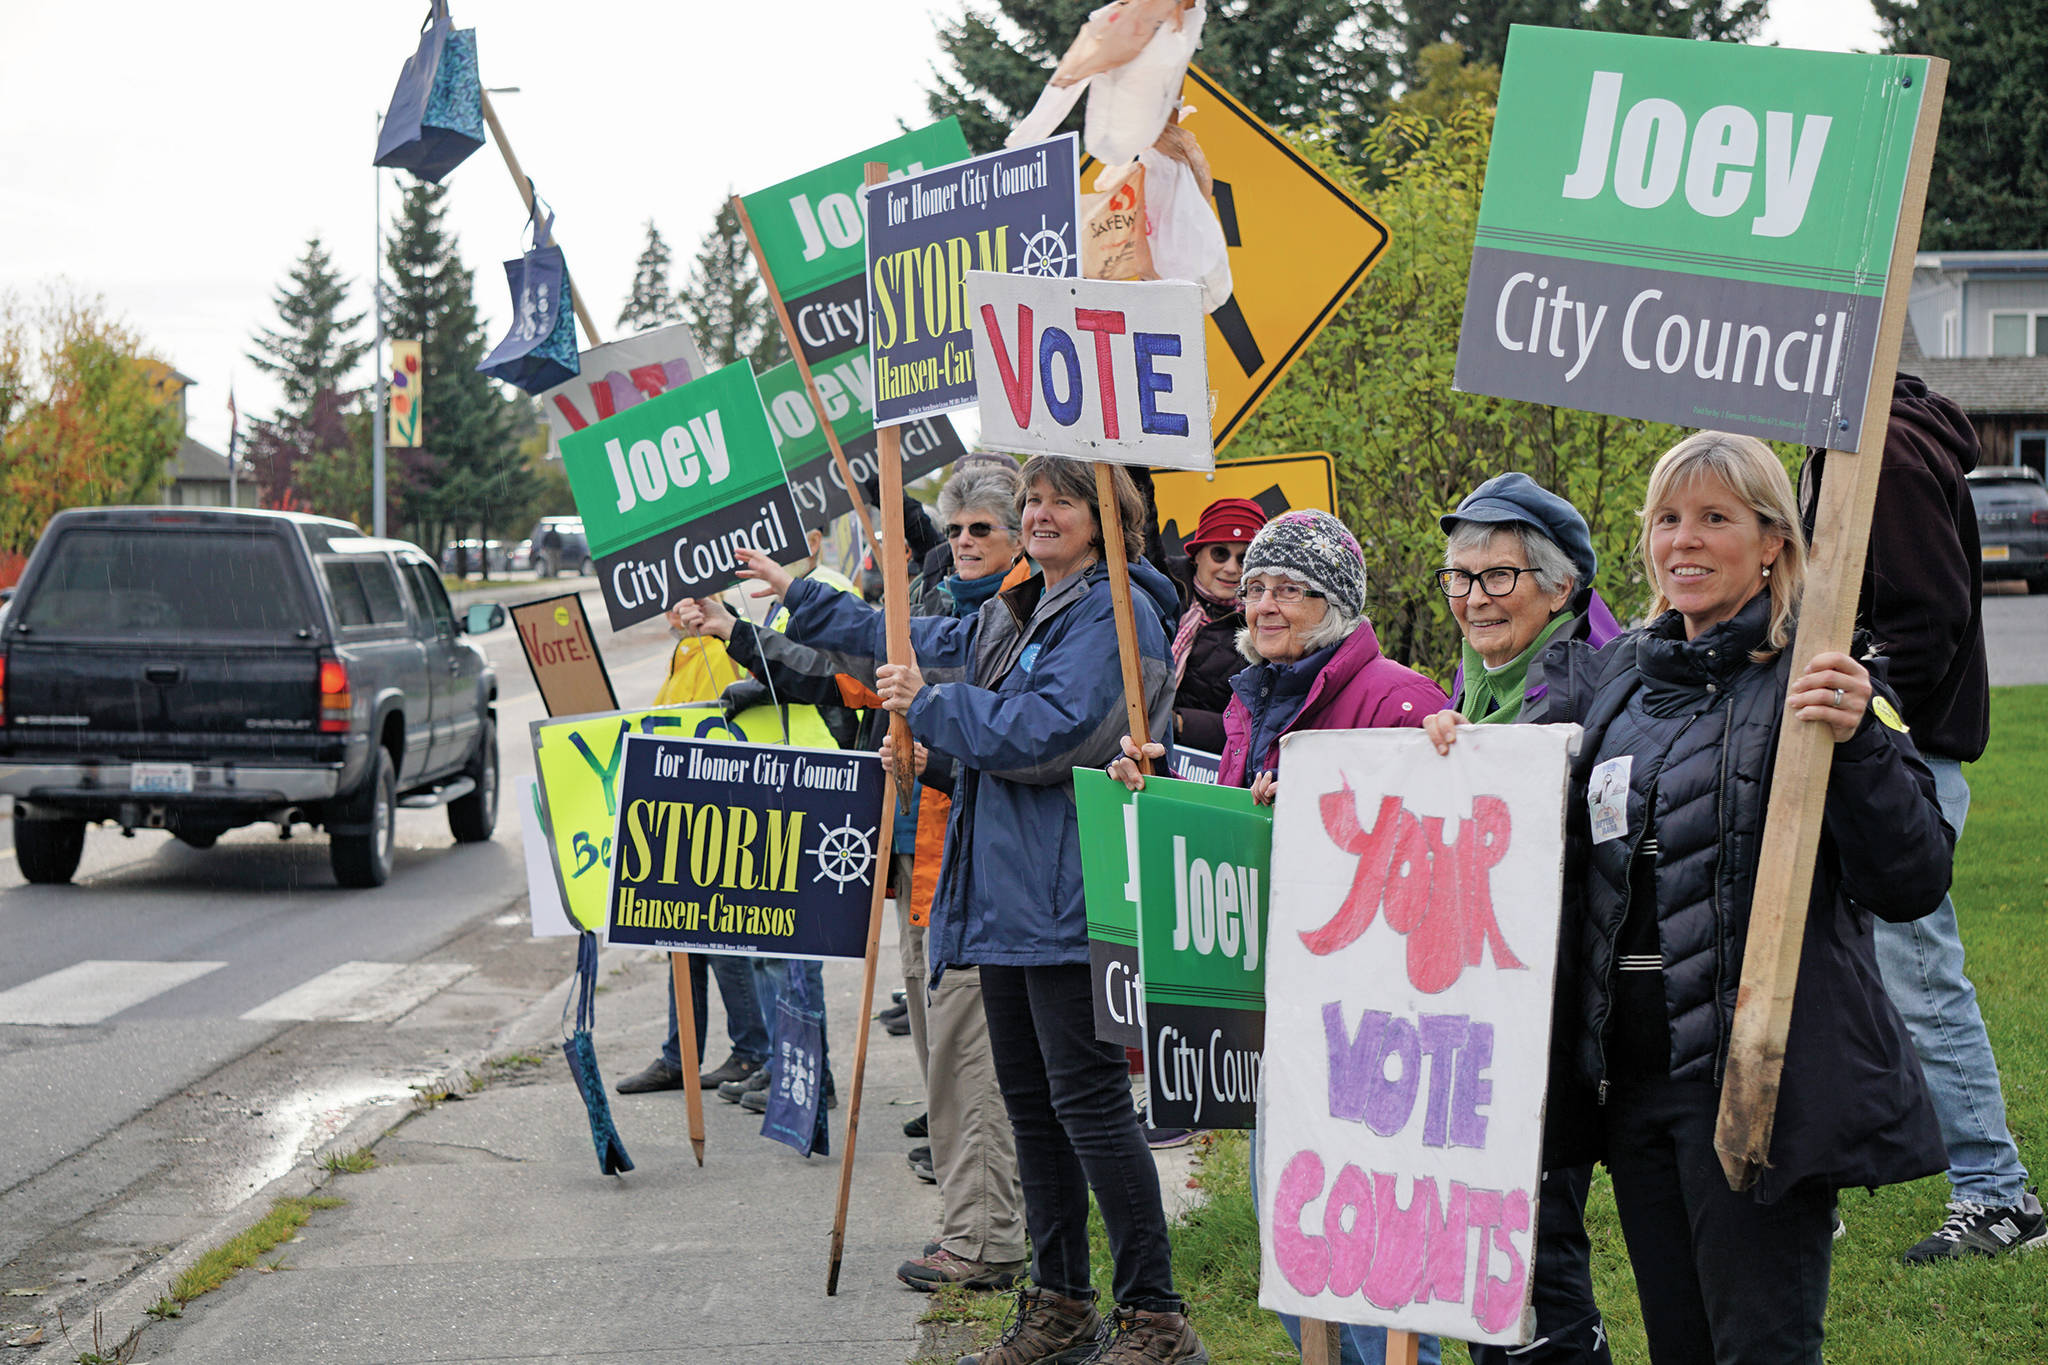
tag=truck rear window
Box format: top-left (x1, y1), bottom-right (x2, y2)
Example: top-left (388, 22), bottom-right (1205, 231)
top-left (19, 529), bottom-right (308, 635)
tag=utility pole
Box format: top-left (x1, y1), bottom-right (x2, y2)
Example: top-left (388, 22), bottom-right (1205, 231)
top-left (372, 114), bottom-right (388, 539)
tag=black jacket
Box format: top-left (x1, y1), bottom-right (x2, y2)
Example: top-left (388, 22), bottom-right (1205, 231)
top-left (1800, 373), bottom-right (1988, 761)
top-left (1552, 598), bottom-right (1950, 1202)
top-left (1164, 556), bottom-right (1246, 753)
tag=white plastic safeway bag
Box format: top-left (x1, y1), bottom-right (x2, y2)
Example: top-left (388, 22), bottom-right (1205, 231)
top-left (1009, 0), bottom-right (1206, 167)
top-left (1138, 140), bottom-right (1232, 312)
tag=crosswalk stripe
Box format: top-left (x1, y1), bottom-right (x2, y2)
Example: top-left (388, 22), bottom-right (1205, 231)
top-left (240, 961), bottom-right (473, 1023)
top-left (0, 960), bottom-right (227, 1025)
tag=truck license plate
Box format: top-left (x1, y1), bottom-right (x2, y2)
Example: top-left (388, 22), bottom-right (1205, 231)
top-left (1982, 544), bottom-right (2010, 561)
top-left (132, 763), bottom-right (194, 794)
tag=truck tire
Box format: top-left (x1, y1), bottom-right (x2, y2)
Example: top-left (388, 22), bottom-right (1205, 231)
top-left (448, 717), bottom-right (499, 843)
top-left (331, 748), bottom-right (397, 888)
top-left (15, 812), bottom-right (86, 885)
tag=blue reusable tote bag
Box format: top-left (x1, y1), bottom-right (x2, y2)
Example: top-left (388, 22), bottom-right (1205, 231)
top-left (373, 4), bottom-right (485, 184)
top-left (761, 962), bottom-right (830, 1157)
top-left (478, 201), bottom-right (581, 395)
top-left (561, 932), bottom-right (634, 1177)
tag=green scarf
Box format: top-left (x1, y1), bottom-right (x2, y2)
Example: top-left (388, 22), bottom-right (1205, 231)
top-left (1456, 611), bottom-right (1577, 725)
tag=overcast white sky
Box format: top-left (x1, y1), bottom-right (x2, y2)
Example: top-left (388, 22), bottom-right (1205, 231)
top-left (0, 1), bottom-right (1885, 457)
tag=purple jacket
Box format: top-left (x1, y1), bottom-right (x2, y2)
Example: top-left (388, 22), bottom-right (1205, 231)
top-left (1218, 621), bottom-right (1448, 787)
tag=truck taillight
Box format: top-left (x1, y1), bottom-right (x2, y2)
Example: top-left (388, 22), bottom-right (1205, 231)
top-left (319, 657), bottom-right (351, 733)
top-left (2031, 510), bottom-right (2048, 526)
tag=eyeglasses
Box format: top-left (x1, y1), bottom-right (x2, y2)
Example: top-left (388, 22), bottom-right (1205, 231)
top-left (1201, 544), bottom-right (1247, 564)
top-left (1235, 581), bottom-right (1323, 605)
top-left (946, 521), bottom-right (998, 540)
top-left (1434, 565), bottom-right (1538, 598)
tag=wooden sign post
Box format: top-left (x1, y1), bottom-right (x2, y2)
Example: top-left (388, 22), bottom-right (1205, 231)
top-left (1714, 60), bottom-right (1948, 1190)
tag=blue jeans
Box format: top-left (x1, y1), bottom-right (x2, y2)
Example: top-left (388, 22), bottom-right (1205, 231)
top-left (1248, 1127), bottom-right (1443, 1365)
top-left (1872, 756), bottom-right (2029, 1205)
top-left (752, 957), bottom-right (834, 1096)
top-left (660, 954), bottom-right (770, 1070)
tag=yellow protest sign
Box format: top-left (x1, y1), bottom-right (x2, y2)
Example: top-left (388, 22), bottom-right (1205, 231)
top-left (1152, 452), bottom-right (1336, 552)
top-left (1088, 69), bottom-right (1391, 452)
top-left (531, 703), bottom-right (842, 933)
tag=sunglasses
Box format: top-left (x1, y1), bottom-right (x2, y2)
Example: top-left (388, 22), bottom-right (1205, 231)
top-left (1201, 544), bottom-right (1248, 564)
top-left (946, 521), bottom-right (999, 540)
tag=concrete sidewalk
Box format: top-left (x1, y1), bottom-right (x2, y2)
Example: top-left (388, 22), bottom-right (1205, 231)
top-left (88, 915), bottom-right (1205, 1365)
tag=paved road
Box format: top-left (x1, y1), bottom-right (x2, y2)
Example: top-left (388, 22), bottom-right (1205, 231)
top-left (0, 580), bottom-right (678, 1315)
top-left (1983, 583), bottom-right (2048, 686)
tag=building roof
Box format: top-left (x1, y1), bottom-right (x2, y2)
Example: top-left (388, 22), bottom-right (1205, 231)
top-left (1900, 321), bottom-right (2048, 416)
top-left (1914, 250), bottom-right (2048, 276)
top-left (170, 435), bottom-right (234, 483)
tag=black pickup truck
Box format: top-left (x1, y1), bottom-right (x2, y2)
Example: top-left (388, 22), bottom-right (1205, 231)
top-left (0, 507), bottom-right (503, 888)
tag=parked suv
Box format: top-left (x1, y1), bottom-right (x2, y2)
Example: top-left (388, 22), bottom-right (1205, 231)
top-left (1966, 466), bottom-right (2048, 594)
top-left (0, 507), bottom-right (503, 887)
top-left (528, 516), bottom-right (592, 578)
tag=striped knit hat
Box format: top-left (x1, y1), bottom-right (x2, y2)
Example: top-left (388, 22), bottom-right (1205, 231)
top-left (1239, 509), bottom-right (1366, 618)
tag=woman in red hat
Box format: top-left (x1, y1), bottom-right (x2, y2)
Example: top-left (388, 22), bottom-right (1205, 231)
top-left (1168, 497), bottom-right (1268, 753)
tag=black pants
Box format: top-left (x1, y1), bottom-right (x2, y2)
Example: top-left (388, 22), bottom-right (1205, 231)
top-left (1601, 1080), bottom-right (1832, 1365)
top-left (1468, 1164), bottom-right (1613, 1364)
top-left (980, 963), bottom-right (1179, 1313)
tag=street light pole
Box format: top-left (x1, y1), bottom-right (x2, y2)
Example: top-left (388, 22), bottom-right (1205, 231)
top-left (372, 114), bottom-right (388, 539)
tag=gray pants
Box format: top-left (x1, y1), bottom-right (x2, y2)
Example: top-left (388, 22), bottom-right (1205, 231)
top-left (897, 855), bottom-right (1026, 1262)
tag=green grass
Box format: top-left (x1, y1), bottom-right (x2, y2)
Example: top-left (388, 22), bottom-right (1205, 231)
top-left (167, 1195), bottom-right (344, 1303)
top-left (318, 1147), bottom-right (376, 1175)
top-left (950, 686), bottom-right (2047, 1364)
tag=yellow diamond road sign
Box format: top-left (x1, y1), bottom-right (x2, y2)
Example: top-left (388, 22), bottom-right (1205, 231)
top-left (1089, 68), bottom-right (1391, 453)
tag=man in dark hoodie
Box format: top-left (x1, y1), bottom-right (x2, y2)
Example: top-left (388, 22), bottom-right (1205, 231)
top-left (1801, 374), bottom-right (2043, 1263)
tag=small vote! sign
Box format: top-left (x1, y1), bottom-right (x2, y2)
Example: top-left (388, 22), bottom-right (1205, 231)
top-left (967, 273), bottom-right (1213, 471)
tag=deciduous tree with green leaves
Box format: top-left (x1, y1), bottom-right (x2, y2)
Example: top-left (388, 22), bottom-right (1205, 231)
top-left (1233, 93), bottom-right (1683, 679)
top-left (0, 290), bottom-right (182, 555)
top-left (1383, 0), bottom-right (1767, 87)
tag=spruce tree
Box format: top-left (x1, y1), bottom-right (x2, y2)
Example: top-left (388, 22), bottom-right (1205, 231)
top-left (1878, 0), bottom-right (2048, 250)
top-left (617, 220), bottom-right (688, 334)
top-left (1384, 0), bottom-right (1766, 85)
top-left (680, 200), bottom-right (788, 374)
top-left (383, 181), bottom-right (537, 551)
top-left (247, 235), bottom-right (371, 422)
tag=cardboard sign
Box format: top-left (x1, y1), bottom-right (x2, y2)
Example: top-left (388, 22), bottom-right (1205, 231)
top-left (557, 360), bottom-right (806, 630)
top-left (1454, 27), bottom-right (1932, 452)
top-left (1135, 782), bottom-right (1272, 1129)
top-left (1152, 453), bottom-right (1336, 556)
top-left (515, 776), bottom-right (576, 938)
top-left (538, 323), bottom-right (708, 459)
top-left (755, 357), bottom-right (967, 530)
top-left (864, 135), bottom-right (1081, 424)
top-left (606, 734), bottom-right (880, 960)
top-left (387, 339), bottom-right (422, 448)
top-left (1257, 726), bottom-right (1574, 1346)
top-left (509, 593), bottom-right (617, 718)
top-left (967, 273), bottom-right (1213, 470)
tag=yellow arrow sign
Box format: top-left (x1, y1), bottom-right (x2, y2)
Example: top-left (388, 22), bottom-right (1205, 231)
top-left (1088, 69), bottom-right (1391, 453)
top-left (1152, 452), bottom-right (1336, 552)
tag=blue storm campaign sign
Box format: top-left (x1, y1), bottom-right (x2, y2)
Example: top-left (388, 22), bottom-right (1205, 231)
top-left (606, 734), bottom-right (882, 959)
top-left (863, 134), bottom-right (1081, 425)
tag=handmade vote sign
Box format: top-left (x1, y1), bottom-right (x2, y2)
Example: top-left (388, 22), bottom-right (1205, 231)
top-left (864, 134), bottom-right (1081, 425)
top-left (1135, 781), bottom-right (1272, 1130)
top-left (1257, 725), bottom-right (1575, 1348)
top-left (558, 360), bottom-right (806, 630)
top-left (509, 593), bottom-right (616, 718)
top-left (1454, 27), bottom-right (1933, 451)
top-left (606, 734), bottom-right (880, 960)
top-left (755, 356), bottom-right (966, 532)
top-left (538, 322), bottom-right (708, 459)
top-left (968, 274), bottom-right (1213, 470)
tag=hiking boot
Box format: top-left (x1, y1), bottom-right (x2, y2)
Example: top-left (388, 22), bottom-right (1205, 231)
top-left (700, 1052), bottom-right (762, 1088)
top-left (897, 1246), bottom-right (1029, 1293)
top-left (904, 1110), bottom-right (929, 1138)
top-left (957, 1287), bottom-right (1104, 1365)
top-left (615, 1058), bottom-right (683, 1094)
top-left (1902, 1188), bottom-right (2047, 1264)
top-left (1088, 1305), bottom-right (1209, 1364)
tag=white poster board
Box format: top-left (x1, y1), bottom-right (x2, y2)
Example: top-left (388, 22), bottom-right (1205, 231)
top-left (515, 775), bottom-right (578, 939)
top-left (1256, 725), bottom-right (1575, 1347)
top-left (539, 322), bottom-right (710, 459)
top-left (965, 272), bottom-right (1213, 470)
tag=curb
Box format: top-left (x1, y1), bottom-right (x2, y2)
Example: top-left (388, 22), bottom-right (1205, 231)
top-left (29, 940), bottom-right (644, 1364)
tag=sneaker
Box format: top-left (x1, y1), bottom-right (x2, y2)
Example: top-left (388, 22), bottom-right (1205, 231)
top-left (884, 1011), bottom-right (912, 1037)
top-left (699, 1052), bottom-right (762, 1088)
top-left (909, 1145), bottom-right (937, 1183)
top-left (1143, 1128), bottom-right (1202, 1151)
top-left (957, 1287), bottom-right (1104, 1365)
top-left (904, 1111), bottom-right (929, 1139)
top-left (614, 1058), bottom-right (684, 1094)
top-left (897, 1246), bottom-right (1029, 1293)
top-left (1902, 1188), bottom-right (2047, 1264)
top-left (1090, 1305), bottom-right (1209, 1363)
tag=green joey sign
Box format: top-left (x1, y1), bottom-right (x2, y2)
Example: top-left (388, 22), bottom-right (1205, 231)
top-left (1455, 26), bottom-right (1932, 452)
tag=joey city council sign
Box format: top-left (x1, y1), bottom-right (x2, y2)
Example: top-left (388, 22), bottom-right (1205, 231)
top-left (1455, 27), bottom-right (1931, 451)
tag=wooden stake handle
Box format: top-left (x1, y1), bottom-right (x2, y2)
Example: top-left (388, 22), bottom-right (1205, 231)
top-left (479, 90), bottom-right (602, 349)
top-left (825, 778), bottom-right (899, 1295)
top-left (1714, 56), bottom-right (1947, 1190)
top-left (732, 192), bottom-right (883, 559)
top-left (668, 952), bottom-right (706, 1166)
top-left (1095, 463), bottom-right (1154, 775)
